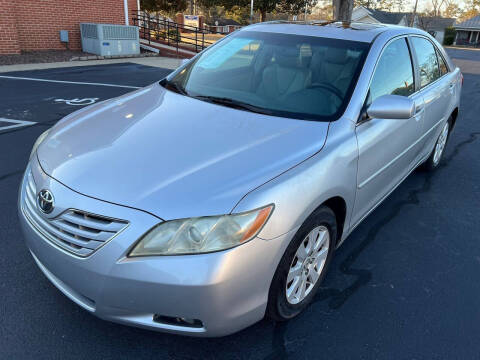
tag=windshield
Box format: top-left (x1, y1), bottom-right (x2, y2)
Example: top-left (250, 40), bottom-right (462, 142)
top-left (163, 31), bottom-right (370, 121)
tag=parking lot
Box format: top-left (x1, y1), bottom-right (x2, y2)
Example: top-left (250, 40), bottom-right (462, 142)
top-left (1, 48), bottom-right (480, 359)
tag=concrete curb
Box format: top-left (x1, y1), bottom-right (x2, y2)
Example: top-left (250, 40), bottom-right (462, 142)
top-left (0, 56), bottom-right (182, 73)
top-left (445, 46), bottom-right (480, 51)
top-left (70, 53), bottom-right (159, 61)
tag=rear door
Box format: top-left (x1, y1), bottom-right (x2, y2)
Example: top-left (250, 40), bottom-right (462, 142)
top-left (409, 36), bottom-right (453, 157)
top-left (352, 37), bottom-right (424, 226)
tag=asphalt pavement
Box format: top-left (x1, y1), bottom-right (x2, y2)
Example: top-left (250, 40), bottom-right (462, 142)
top-left (1, 50), bottom-right (479, 359)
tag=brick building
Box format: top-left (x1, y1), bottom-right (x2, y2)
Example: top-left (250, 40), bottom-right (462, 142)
top-left (0, 0), bottom-right (139, 54)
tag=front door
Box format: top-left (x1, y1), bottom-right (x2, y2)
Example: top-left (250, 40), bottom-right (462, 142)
top-left (352, 37), bottom-right (424, 226)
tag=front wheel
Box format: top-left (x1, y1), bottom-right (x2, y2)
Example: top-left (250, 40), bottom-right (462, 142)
top-left (422, 118), bottom-right (451, 171)
top-left (266, 206), bottom-right (336, 321)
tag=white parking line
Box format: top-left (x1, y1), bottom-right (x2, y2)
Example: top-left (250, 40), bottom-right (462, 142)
top-left (0, 118), bottom-right (37, 131)
top-left (0, 75), bottom-right (141, 89)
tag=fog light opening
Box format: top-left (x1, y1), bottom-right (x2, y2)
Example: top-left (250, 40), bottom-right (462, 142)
top-left (153, 314), bottom-right (203, 328)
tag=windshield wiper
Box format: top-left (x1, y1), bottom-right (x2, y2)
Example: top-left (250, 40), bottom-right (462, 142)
top-left (161, 79), bottom-right (188, 96)
top-left (192, 96), bottom-right (274, 116)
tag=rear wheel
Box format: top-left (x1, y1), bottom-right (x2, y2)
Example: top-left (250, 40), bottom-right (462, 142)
top-left (266, 206), bottom-right (336, 321)
top-left (422, 118), bottom-right (451, 171)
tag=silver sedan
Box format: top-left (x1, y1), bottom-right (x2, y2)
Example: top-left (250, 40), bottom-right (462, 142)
top-left (19, 22), bottom-right (462, 336)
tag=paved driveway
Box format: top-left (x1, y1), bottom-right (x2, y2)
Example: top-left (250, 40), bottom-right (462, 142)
top-left (1, 48), bottom-right (480, 359)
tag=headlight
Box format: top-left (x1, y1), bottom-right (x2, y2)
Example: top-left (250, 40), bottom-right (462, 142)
top-left (30, 129), bottom-right (51, 159)
top-left (129, 205), bottom-right (273, 256)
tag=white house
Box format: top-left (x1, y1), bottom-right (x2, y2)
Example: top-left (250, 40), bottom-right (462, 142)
top-left (352, 6), bottom-right (416, 26)
top-left (352, 6), bottom-right (454, 44)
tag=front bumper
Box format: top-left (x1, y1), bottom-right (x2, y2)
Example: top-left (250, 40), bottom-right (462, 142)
top-left (18, 159), bottom-right (293, 337)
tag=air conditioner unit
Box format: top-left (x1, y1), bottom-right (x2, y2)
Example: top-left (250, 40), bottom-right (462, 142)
top-left (80, 23), bottom-right (140, 56)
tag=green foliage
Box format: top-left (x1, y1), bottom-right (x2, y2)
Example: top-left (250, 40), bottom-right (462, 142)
top-left (168, 28), bottom-right (181, 42)
top-left (225, 5), bottom-right (251, 25)
top-left (354, 0), bottom-right (403, 11)
top-left (198, 0), bottom-right (319, 22)
top-left (443, 27), bottom-right (456, 46)
top-left (278, 0), bottom-right (318, 15)
top-left (151, 29), bottom-right (167, 40)
top-left (140, 0), bottom-right (188, 15)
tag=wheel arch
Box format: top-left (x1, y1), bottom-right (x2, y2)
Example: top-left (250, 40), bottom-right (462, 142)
top-left (450, 107), bottom-right (459, 129)
top-left (319, 196), bottom-right (347, 247)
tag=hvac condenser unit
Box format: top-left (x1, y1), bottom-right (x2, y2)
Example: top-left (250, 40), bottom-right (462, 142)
top-left (80, 23), bottom-right (140, 56)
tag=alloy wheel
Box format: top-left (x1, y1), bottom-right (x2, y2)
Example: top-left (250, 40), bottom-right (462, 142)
top-left (285, 225), bottom-right (330, 305)
top-left (433, 122), bottom-right (449, 166)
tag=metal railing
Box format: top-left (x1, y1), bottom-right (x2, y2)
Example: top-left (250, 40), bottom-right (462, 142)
top-left (131, 11), bottom-right (222, 53)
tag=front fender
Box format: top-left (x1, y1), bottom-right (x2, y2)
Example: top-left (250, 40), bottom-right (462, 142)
top-left (232, 119), bottom-right (358, 243)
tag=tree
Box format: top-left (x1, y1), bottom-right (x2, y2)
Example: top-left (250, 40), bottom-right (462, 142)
top-left (333, 0), bottom-right (353, 20)
top-left (443, 0), bottom-right (462, 19)
top-left (250, 0), bottom-right (279, 22)
top-left (278, 0), bottom-right (318, 19)
top-left (140, 0), bottom-right (188, 15)
top-left (417, 14), bottom-right (435, 30)
top-left (394, 0), bottom-right (404, 12)
top-left (225, 5), bottom-right (251, 25)
top-left (431, 0), bottom-right (445, 16)
top-left (458, 0), bottom-right (480, 22)
top-left (311, 0), bottom-right (333, 20)
top-left (354, 0), bottom-right (377, 9)
top-left (376, 0), bottom-right (397, 11)
top-left (198, 0), bottom-right (320, 22)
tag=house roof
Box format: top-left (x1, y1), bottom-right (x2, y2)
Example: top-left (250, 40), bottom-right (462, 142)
top-left (365, 8), bottom-right (409, 25)
top-left (455, 15), bottom-right (480, 29)
top-left (420, 16), bottom-right (455, 30)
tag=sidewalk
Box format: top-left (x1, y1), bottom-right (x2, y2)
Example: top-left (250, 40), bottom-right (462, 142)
top-left (0, 55), bottom-right (183, 73)
top-left (445, 45), bottom-right (480, 51)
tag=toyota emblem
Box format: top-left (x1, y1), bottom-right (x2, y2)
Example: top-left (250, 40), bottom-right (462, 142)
top-left (37, 189), bottom-right (54, 214)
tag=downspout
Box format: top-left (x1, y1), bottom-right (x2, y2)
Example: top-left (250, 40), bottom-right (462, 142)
top-left (124, 0), bottom-right (129, 25)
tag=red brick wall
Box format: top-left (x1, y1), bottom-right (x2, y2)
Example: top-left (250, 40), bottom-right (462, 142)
top-left (0, 0), bottom-right (139, 54)
top-left (0, 0), bottom-right (20, 54)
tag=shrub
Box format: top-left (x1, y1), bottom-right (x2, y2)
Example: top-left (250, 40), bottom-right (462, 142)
top-left (444, 27), bottom-right (456, 46)
top-left (167, 28), bottom-right (181, 42)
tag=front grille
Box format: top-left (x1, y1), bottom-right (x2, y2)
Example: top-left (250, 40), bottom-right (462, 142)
top-left (22, 170), bottom-right (128, 257)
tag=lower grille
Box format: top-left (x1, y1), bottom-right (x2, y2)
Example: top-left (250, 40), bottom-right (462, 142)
top-left (22, 170), bottom-right (128, 257)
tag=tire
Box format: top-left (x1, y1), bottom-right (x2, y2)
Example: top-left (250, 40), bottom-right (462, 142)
top-left (421, 117), bottom-right (452, 171)
top-left (266, 206), bottom-right (337, 322)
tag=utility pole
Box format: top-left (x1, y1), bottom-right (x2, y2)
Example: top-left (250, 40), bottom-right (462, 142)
top-left (250, 0), bottom-right (254, 23)
top-left (305, 0), bottom-right (308, 22)
top-left (410, 0), bottom-right (418, 27)
top-left (190, 0), bottom-right (194, 14)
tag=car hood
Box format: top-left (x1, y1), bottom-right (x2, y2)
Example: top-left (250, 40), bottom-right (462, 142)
top-left (38, 83), bottom-right (329, 220)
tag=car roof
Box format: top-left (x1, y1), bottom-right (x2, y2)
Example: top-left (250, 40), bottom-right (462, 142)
top-left (240, 21), bottom-right (428, 43)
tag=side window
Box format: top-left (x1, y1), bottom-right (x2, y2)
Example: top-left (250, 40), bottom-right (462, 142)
top-left (411, 37), bottom-right (440, 87)
top-left (369, 38), bottom-right (415, 103)
top-left (436, 49), bottom-right (449, 76)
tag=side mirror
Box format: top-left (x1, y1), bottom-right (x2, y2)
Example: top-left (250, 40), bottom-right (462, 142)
top-left (366, 94), bottom-right (415, 120)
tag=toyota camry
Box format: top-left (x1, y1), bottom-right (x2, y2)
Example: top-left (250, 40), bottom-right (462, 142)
top-left (19, 21), bottom-right (462, 336)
